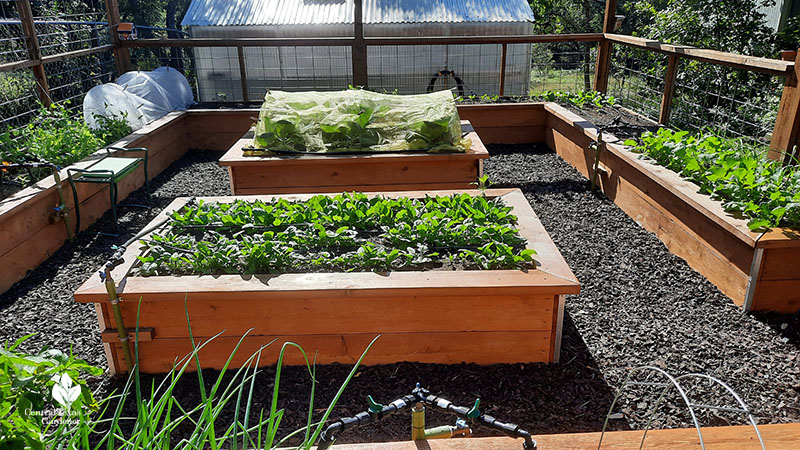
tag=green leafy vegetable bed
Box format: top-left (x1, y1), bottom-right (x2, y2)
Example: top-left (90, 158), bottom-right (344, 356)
top-left (537, 90), bottom-right (616, 109)
top-left (625, 128), bottom-right (800, 230)
top-left (249, 89), bottom-right (470, 154)
top-left (137, 193), bottom-right (536, 276)
top-left (1, 102), bottom-right (132, 199)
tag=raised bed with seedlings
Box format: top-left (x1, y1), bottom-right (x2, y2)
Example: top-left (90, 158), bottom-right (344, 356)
top-left (74, 188), bottom-right (579, 375)
top-left (219, 90), bottom-right (489, 194)
top-left (545, 103), bottom-right (800, 313)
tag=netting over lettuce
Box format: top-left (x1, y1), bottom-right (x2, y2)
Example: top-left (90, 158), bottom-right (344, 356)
top-left (247, 89), bottom-right (470, 154)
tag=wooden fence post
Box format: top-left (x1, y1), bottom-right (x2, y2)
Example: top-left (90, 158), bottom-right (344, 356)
top-left (352, 0), bottom-right (368, 87)
top-left (658, 54), bottom-right (680, 125)
top-left (593, 0), bottom-right (617, 93)
top-left (104, 0), bottom-right (132, 74)
top-left (769, 49), bottom-right (800, 164)
top-left (15, 0), bottom-right (50, 106)
top-left (499, 43), bottom-right (507, 96)
top-left (237, 46), bottom-right (249, 102)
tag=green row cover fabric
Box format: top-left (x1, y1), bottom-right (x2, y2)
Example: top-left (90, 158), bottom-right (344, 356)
top-left (248, 89), bottom-right (470, 155)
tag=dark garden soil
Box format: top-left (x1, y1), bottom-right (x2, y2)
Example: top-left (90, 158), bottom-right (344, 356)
top-left (558, 103), bottom-right (661, 142)
top-left (454, 95), bottom-right (662, 143)
top-left (0, 183), bottom-right (23, 201)
top-left (1, 139), bottom-right (799, 445)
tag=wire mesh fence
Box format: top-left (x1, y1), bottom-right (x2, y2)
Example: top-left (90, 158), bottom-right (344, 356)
top-left (0, 2), bottom-right (789, 152)
top-left (669, 60), bottom-right (782, 146)
top-left (34, 11), bottom-right (112, 57)
top-left (366, 43), bottom-right (529, 96)
top-left (608, 45), bottom-right (783, 146)
top-left (0, 4), bottom-right (26, 65)
top-left (178, 41), bottom-right (599, 101)
top-left (0, 1), bottom-right (113, 133)
top-left (0, 68), bottom-right (39, 133)
top-left (147, 45), bottom-right (355, 103)
top-left (530, 42), bottom-right (598, 95)
top-left (608, 46), bottom-right (665, 121)
top-left (45, 49), bottom-right (116, 112)
top-left (130, 45), bottom-right (196, 97)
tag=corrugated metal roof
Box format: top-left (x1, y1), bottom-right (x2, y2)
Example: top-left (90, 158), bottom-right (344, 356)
top-left (181, 0), bottom-right (534, 27)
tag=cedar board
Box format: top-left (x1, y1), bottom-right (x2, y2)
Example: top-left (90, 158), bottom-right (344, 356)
top-left (317, 423), bottom-right (799, 450)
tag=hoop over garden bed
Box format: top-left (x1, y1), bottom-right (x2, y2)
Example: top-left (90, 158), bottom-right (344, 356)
top-left (73, 188), bottom-right (579, 375)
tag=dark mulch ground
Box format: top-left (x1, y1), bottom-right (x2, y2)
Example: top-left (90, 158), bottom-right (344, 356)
top-left (1, 132), bottom-right (799, 445)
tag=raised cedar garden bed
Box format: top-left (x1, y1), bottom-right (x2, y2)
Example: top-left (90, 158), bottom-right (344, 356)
top-left (73, 188), bottom-right (580, 375)
top-left (219, 121), bottom-right (488, 195)
top-left (544, 103), bottom-right (800, 313)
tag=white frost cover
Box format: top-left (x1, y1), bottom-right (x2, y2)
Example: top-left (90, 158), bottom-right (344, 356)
top-left (151, 67), bottom-right (194, 110)
top-left (83, 84), bottom-right (147, 131)
top-left (83, 67), bottom-right (194, 131)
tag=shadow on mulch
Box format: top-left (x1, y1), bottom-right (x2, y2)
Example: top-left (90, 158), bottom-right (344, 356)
top-left (751, 311), bottom-right (800, 346)
top-left (95, 312), bottom-right (624, 445)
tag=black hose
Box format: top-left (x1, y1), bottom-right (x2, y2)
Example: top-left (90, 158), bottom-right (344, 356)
top-left (318, 394), bottom-right (417, 449)
top-left (427, 70), bottom-right (465, 97)
top-left (316, 386), bottom-right (536, 449)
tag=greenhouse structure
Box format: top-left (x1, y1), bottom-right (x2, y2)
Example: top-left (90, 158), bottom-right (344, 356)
top-left (180, 0), bottom-right (535, 101)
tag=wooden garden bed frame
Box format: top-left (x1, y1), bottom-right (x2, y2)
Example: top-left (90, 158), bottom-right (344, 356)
top-left (318, 423), bottom-right (800, 449)
top-left (543, 103), bottom-right (800, 313)
top-left (219, 121), bottom-right (489, 194)
top-left (73, 188), bottom-right (580, 375)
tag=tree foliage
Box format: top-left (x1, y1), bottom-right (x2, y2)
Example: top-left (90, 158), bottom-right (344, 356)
top-left (531, 0), bottom-right (781, 56)
top-left (630, 0), bottom-right (777, 56)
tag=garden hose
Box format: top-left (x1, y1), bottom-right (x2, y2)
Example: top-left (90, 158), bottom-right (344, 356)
top-left (51, 169), bottom-right (75, 242)
top-left (102, 267), bottom-right (134, 372)
top-left (427, 70), bottom-right (466, 98)
top-left (589, 117), bottom-right (624, 191)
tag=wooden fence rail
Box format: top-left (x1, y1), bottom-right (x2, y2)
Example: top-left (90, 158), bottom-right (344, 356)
top-left (1, 0), bottom-right (799, 163)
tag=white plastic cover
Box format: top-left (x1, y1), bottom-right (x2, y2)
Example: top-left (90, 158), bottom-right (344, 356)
top-left (116, 71), bottom-right (173, 123)
top-left (83, 83), bottom-right (147, 131)
top-left (83, 67), bottom-right (194, 131)
top-left (151, 66), bottom-right (194, 110)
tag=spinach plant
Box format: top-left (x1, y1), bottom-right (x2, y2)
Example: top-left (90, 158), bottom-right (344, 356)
top-left (625, 128), bottom-right (800, 230)
top-left (137, 193), bottom-right (537, 276)
top-left (538, 90), bottom-right (616, 109)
